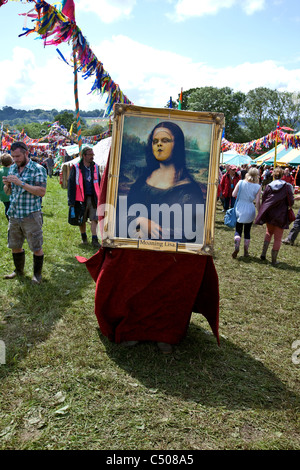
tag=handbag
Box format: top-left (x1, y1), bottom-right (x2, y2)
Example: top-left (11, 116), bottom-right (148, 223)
top-left (224, 207), bottom-right (237, 228)
top-left (68, 201), bottom-right (86, 226)
top-left (224, 181), bottom-right (241, 228)
top-left (285, 184), bottom-right (296, 224)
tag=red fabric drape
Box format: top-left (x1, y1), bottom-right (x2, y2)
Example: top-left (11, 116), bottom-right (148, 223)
top-left (76, 152), bottom-right (220, 346)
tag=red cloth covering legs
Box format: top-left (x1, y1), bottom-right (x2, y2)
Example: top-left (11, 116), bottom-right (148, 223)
top-left (76, 151), bottom-right (219, 346)
top-left (76, 248), bottom-right (219, 346)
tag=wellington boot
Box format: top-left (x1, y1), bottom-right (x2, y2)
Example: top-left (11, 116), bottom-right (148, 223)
top-left (232, 234), bottom-right (240, 259)
top-left (4, 251), bottom-right (25, 279)
top-left (244, 239), bottom-right (250, 257)
top-left (271, 249), bottom-right (279, 266)
top-left (260, 241), bottom-right (270, 260)
top-left (32, 254), bottom-right (44, 284)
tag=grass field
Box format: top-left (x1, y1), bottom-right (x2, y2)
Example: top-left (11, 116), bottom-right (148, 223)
top-left (0, 177), bottom-right (299, 450)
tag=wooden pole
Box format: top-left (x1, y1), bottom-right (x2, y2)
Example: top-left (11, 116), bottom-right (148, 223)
top-left (73, 36), bottom-right (82, 156)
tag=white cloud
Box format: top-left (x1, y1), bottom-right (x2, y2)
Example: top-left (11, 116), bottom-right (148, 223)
top-left (92, 35), bottom-right (300, 106)
top-left (243, 0), bottom-right (265, 15)
top-left (1, 39), bottom-right (300, 113)
top-left (75, 0), bottom-right (136, 23)
top-left (169, 0), bottom-right (266, 21)
top-left (0, 46), bottom-right (95, 111)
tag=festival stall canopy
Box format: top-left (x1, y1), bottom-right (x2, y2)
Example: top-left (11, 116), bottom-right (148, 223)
top-left (60, 143), bottom-right (91, 157)
top-left (254, 132), bottom-right (300, 166)
top-left (220, 150), bottom-right (240, 163)
top-left (222, 153), bottom-right (253, 166)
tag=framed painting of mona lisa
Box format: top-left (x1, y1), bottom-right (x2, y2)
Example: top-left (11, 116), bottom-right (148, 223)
top-left (100, 104), bottom-right (224, 255)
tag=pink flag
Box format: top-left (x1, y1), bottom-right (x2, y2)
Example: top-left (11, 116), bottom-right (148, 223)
top-left (62, 0), bottom-right (75, 22)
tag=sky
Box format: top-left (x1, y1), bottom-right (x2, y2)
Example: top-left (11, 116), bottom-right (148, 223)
top-left (0, 0), bottom-right (300, 114)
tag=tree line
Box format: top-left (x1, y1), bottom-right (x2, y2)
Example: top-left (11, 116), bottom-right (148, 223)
top-left (0, 109), bottom-right (108, 140)
top-left (0, 106), bottom-right (105, 123)
top-left (2, 87), bottom-right (300, 147)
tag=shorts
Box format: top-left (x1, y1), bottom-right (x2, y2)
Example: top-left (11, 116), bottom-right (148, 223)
top-left (83, 196), bottom-right (98, 222)
top-left (8, 211), bottom-right (44, 252)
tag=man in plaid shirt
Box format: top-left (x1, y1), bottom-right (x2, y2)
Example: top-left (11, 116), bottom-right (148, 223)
top-left (3, 142), bottom-right (47, 284)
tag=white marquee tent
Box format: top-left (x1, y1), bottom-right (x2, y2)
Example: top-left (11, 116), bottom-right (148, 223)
top-left (60, 137), bottom-right (111, 188)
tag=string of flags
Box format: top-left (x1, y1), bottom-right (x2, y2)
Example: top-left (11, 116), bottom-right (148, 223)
top-left (2, 0), bottom-right (132, 116)
top-left (221, 127), bottom-right (300, 154)
top-left (1, 120), bottom-right (112, 150)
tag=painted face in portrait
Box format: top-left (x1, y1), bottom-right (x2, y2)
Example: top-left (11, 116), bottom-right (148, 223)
top-left (152, 128), bottom-right (174, 163)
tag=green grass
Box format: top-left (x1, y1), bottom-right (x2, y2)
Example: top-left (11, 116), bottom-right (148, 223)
top-left (0, 177), bottom-right (299, 450)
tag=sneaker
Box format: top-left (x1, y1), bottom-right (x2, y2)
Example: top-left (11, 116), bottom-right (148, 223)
top-left (282, 238), bottom-right (293, 246)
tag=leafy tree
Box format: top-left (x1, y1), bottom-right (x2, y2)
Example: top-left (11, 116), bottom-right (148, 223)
top-left (82, 124), bottom-right (104, 136)
top-left (274, 91), bottom-right (300, 130)
top-left (180, 88), bottom-right (199, 110)
top-left (16, 122), bottom-right (51, 139)
top-left (54, 111), bottom-right (76, 130)
top-left (185, 86), bottom-right (246, 142)
top-left (242, 87), bottom-right (281, 139)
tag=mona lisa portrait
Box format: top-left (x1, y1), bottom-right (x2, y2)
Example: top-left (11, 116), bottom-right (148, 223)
top-left (102, 105), bottom-right (224, 255)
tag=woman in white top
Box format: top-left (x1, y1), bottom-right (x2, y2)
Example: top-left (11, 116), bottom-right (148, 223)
top-left (231, 167), bottom-right (261, 258)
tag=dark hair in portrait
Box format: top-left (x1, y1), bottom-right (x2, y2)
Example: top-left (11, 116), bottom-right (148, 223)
top-left (144, 121), bottom-right (190, 182)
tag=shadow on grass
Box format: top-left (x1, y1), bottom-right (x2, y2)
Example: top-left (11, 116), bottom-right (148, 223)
top-left (97, 324), bottom-right (299, 411)
top-left (0, 254), bottom-right (94, 379)
top-left (214, 220), bottom-right (235, 233)
top-left (42, 211), bottom-right (55, 218)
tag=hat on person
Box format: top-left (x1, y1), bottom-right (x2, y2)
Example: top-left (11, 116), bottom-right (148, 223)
top-left (230, 165), bottom-right (237, 170)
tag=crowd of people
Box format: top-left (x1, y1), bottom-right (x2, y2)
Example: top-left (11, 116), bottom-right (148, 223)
top-left (219, 162), bottom-right (300, 265)
top-left (0, 142), bottom-right (101, 285)
top-left (0, 142), bottom-right (299, 290)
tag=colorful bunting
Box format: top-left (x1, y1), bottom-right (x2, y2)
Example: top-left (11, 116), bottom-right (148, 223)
top-left (14, 0), bottom-right (133, 116)
top-left (61, 0), bottom-right (75, 22)
top-left (1, 121), bottom-right (112, 151)
top-left (4, 0), bottom-right (131, 115)
top-left (221, 128), bottom-right (300, 155)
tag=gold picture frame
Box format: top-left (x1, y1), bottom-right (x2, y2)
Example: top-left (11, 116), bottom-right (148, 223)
top-left (100, 104), bottom-right (224, 255)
